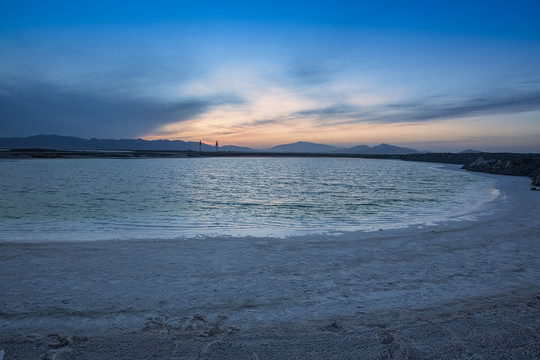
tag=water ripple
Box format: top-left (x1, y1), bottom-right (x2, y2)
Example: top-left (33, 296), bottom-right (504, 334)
top-left (0, 158), bottom-right (499, 242)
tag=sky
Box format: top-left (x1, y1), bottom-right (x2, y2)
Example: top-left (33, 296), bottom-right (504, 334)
top-left (1, 0), bottom-right (540, 152)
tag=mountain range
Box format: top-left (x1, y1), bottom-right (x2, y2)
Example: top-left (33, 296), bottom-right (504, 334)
top-left (266, 141), bottom-right (419, 154)
top-left (0, 135), bottom-right (420, 155)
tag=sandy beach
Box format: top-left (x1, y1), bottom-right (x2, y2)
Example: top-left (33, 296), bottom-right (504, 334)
top-left (1, 172), bottom-right (539, 359)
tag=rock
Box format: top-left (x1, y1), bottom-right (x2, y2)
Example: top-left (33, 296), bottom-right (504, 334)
top-left (462, 155), bottom-right (540, 187)
top-left (531, 167), bottom-right (540, 187)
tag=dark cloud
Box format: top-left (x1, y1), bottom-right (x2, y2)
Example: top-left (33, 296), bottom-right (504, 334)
top-left (240, 118), bottom-right (280, 127)
top-left (294, 104), bottom-right (359, 117)
top-left (0, 78), bottom-right (242, 138)
top-left (293, 90), bottom-right (540, 125)
top-left (389, 91), bottom-right (540, 122)
top-left (215, 130), bottom-right (244, 135)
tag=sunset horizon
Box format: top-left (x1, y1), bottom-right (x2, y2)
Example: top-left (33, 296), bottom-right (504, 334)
top-left (2, 1), bottom-right (540, 153)
top-left (4, 132), bottom-right (540, 154)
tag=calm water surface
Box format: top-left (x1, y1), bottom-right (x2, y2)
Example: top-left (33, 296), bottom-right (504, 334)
top-left (0, 157), bottom-right (499, 242)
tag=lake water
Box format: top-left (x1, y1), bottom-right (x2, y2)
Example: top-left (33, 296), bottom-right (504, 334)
top-left (0, 157), bottom-right (500, 242)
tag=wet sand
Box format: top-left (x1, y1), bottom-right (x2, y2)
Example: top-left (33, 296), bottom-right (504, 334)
top-left (1, 174), bottom-right (539, 359)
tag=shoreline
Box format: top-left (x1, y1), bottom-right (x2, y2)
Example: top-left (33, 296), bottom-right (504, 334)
top-left (0, 161), bottom-right (503, 244)
top-left (1, 173), bottom-right (539, 358)
top-left (0, 160), bottom-right (510, 244)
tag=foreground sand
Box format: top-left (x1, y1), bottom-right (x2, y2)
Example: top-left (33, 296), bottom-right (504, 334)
top-left (1, 173), bottom-right (539, 359)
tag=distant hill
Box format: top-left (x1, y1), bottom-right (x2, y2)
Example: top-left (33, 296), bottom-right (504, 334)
top-left (265, 141), bottom-right (338, 153)
top-left (342, 143), bottom-right (418, 155)
top-left (264, 141), bottom-right (418, 154)
top-left (340, 145), bottom-right (371, 153)
top-left (460, 149), bottom-right (484, 154)
top-left (219, 145), bottom-right (255, 152)
top-left (0, 135), bottom-right (253, 152)
top-left (0, 135), bottom-right (418, 154)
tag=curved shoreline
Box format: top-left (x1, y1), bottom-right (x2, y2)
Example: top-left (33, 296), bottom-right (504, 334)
top-left (1, 172), bottom-right (539, 358)
top-left (0, 162), bottom-right (505, 244)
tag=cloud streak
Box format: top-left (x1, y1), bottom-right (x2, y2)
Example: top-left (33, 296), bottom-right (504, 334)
top-left (0, 78), bottom-right (242, 138)
top-left (292, 90), bottom-right (540, 125)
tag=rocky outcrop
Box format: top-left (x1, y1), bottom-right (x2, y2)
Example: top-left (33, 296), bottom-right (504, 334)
top-left (399, 152), bottom-right (487, 165)
top-left (531, 167), bottom-right (540, 187)
top-left (462, 155), bottom-right (540, 186)
top-left (398, 153), bottom-right (540, 187)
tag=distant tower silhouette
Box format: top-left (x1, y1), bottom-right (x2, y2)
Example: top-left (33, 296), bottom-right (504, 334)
top-left (215, 140), bottom-right (218, 151)
top-left (199, 140), bottom-right (202, 152)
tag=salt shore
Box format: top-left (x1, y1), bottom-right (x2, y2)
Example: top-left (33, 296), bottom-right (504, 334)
top-left (1, 173), bottom-right (539, 359)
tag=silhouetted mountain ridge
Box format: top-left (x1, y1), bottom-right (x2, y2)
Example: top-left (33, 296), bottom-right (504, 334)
top-left (342, 143), bottom-right (418, 155)
top-left (265, 141), bottom-right (338, 153)
top-left (0, 135), bottom-right (252, 152)
top-left (264, 141), bottom-right (418, 154)
top-left (0, 135), bottom-right (418, 154)
top-left (460, 149), bottom-right (484, 154)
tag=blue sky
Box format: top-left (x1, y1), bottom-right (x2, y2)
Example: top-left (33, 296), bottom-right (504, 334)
top-left (1, 0), bottom-right (540, 151)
